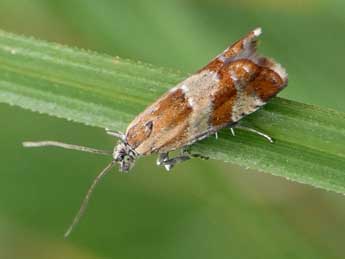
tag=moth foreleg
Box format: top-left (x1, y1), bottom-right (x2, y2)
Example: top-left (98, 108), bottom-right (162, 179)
top-left (157, 152), bottom-right (190, 171)
top-left (161, 155), bottom-right (191, 171)
top-left (157, 146), bottom-right (209, 171)
top-left (235, 125), bottom-right (274, 143)
top-left (105, 128), bottom-right (125, 140)
top-left (229, 127), bottom-right (236, 136)
top-left (156, 153), bottom-right (169, 166)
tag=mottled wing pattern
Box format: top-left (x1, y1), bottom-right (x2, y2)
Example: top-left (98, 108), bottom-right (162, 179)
top-left (125, 28), bottom-right (287, 155)
top-left (208, 28), bottom-right (287, 127)
top-left (125, 88), bottom-right (193, 154)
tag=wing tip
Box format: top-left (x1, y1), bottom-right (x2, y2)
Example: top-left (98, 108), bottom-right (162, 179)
top-left (271, 61), bottom-right (288, 85)
top-left (252, 27), bottom-right (262, 37)
top-left (248, 27), bottom-right (288, 85)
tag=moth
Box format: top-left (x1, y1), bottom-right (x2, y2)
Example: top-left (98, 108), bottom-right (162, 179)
top-left (24, 28), bottom-right (288, 237)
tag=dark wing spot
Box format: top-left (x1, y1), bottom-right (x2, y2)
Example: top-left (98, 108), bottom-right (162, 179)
top-left (144, 121), bottom-right (153, 136)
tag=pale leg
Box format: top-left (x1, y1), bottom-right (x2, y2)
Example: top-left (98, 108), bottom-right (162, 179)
top-left (156, 153), bottom-right (169, 166)
top-left (234, 125), bottom-right (274, 143)
top-left (157, 152), bottom-right (191, 171)
top-left (105, 128), bottom-right (125, 141)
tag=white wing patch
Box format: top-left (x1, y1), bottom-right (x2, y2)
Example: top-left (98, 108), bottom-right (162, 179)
top-left (230, 69), bottom-right (265, 122)
top-left (179, 70), bottom-right (220, 141)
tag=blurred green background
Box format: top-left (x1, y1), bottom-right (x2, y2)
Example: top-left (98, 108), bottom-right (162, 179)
top-left (1, 0), bottom-right (345, 258)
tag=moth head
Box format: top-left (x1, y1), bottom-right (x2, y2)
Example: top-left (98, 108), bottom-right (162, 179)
top-left (113, 142), bottom-right (137, 172)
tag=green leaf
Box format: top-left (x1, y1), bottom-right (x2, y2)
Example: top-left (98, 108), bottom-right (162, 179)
top-left (0, 29), bottom-right (344, 194)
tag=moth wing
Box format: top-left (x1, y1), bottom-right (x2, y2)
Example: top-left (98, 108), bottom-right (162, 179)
top-left (125, 28), bottom-right (287, 155)
top-left (125, 88), bottom-right (193, 155)
top-left (198, 27), bottom-right (262, 73)
top-left (210, 58), bottom-right (287, 128)
top-left (207, 27), bottom-right (288, 127)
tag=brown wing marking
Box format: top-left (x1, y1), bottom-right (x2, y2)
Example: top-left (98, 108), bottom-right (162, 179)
top-left (247, 57), bottom-right (287, 101)
top-left (222, 28), bottom-right (260, 60)
top-left (210, 65), bottom-right (237, 127)
top-left (126, 89), bottom-right (192, 154)
top-left (198, 28), bottom-right (261, 73)
top-left (210, 57), bottom-right (287, 127)
top-left (231, 59), bottom-right (286, 122)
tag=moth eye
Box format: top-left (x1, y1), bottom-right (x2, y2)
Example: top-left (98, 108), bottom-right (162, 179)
top-left (143, 120), bottom-right (153, 137)
top-left (145, 121), bottom-right (153, 131)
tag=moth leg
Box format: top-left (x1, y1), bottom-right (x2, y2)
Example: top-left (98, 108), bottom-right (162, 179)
top-left (235, 125), bottom-right (274, 143)
top-left (105, 128), bottom-right (125, 141)
top-left (156, 153), bottom-right (169, 166)
top-left (182, 147), bottom-right (209, 160)
top-left (229, 127), bottom-right (236, 136)
top-left (228, 122), bottom-right (238, 137)
top-left (161, 155), bottom-right (191, 171)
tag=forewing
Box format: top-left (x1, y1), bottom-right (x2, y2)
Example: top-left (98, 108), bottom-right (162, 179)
top-left (198, 28), bottom-right (262, 73)
top-left (125, 28), bottom-right (287, 155)
top-left (207, 27), bottom-right (288, 127)
top-left (210, 57), bottom-right (287, 127)
top-left (125, 88), bottom-right (193, 155)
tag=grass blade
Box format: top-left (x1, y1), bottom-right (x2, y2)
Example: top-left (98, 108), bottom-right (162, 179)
top-left (0, 30), bottom-right (344, 193)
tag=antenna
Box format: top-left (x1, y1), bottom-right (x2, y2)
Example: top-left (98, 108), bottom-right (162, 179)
top-left (64, 161), bottom-right (116, 238)
top-left (23, 141), bottom-right (112, 156)
top-left (23, 140), bottom-right (116, 237)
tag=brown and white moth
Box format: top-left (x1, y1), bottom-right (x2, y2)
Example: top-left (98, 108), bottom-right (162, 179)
top-left (24, 28), bottom-right (288, 237)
